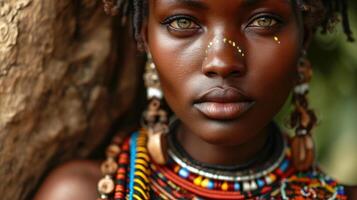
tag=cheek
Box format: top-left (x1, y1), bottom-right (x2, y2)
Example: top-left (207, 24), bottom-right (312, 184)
top-left (246, 31), bottom-right (300, 103)
top-left (147, 21), bottom-right (203, 113)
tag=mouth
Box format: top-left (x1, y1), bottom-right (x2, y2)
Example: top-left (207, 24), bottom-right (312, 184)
top-left (193, 87), bottom-right (255, 120)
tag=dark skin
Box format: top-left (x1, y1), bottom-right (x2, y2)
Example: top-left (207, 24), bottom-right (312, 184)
top-left (144, 0), bottom-right (301, 165)
top-left (34, 0), bottom-right (357, 199)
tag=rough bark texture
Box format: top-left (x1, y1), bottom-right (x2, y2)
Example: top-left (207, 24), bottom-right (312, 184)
top-left (0, 0), bottom-right (142, 199)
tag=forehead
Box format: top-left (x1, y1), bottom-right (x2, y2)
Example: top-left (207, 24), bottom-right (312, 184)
top-left (151, 0), bottom-right (295, 15)
top-left (152, 0), bottom-right (293, 7)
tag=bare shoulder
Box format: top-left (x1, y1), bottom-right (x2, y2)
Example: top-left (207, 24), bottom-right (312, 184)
top-left (34, 160), bottom-right (102, 200)
top-left (346, 185), bottom-right (357, 200)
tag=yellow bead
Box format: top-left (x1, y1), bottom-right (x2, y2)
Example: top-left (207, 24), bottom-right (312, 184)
top-left (201, 178), bottom-right (209, 187)
top-left (174, 165), bottom-right (180, 173)
top-left (221, 182), bottom-right (229, 191)
top-left (194, 176), bottom-right (203, 186)
top-left (270, 174), bottom-right (277, 182)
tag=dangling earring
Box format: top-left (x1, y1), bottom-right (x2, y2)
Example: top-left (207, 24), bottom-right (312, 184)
top-left (142, 53), bottom-right (169, 165)
top-left (290, 50), bottom-right (317, 171)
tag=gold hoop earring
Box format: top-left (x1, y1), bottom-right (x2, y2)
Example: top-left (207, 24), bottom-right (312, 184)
top-left (142, 53), bottom-right (168, 165)
top-left (290, 51), bottom-right (317, 171)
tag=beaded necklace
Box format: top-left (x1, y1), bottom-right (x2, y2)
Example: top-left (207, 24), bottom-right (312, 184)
top-left (157, 126), bottom-right (294, 199)
top-left (167, 123), bottom-right (287, 183)
top-left (97, 129), bottom-right (348, 200)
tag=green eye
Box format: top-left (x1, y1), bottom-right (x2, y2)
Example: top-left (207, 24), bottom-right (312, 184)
top-left (170, 18), bottom-right (198, 29)
top-left (250, 16), bottom-right (278, 27)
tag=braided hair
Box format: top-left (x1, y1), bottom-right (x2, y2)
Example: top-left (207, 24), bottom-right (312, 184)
top-left (103, 0), bottom-right (354, 45)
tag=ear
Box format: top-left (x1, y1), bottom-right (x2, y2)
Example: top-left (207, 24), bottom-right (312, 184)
top-left (140, 18), bottom-right (149, 53)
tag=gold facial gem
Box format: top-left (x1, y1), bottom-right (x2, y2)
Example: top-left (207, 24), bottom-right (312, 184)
top-left (274, 36), bottom-right (281, 44)
top-left (205, 37), bottom-right (245, 58)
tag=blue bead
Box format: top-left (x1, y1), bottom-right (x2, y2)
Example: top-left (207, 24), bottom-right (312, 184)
top-left (257, 179), bottom-right (265, 188)
top-left (207, 180), bottom-right (214, 189)
top-left (234, 182), bottom-right (241, 191)
top-left (280, 160), bottom-right (289, 171)
top-left (337, 186), bottom-right (345, 194)
top-left (178, 168), bottom-right (190, 178)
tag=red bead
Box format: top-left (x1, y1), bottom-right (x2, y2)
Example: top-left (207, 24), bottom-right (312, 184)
top-left (158, 178), bottom-right (166, 187)
top-left (188, 174), bottom-right (195, 181)
top-left (261, 186), bottom-right (272, 193)
top-left (228, 182), bottom-right (234, 191)
top-left (276, 169), bottom-right (284, 176)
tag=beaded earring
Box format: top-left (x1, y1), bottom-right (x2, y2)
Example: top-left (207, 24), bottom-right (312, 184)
top-left (97, 135), bottom-right (123, 199)
top-left (290, 51), bottom-right (317, 171)
top-left (142, 53), bottom-right (169, 165)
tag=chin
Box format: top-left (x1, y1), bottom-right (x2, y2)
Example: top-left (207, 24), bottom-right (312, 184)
top-left (191, 119), bottom-right (258, 146)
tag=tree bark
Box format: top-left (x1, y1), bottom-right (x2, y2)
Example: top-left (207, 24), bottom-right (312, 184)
top-left (0, 0), bottom-right (142, 199)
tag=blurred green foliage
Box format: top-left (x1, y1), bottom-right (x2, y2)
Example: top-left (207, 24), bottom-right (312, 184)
top-left (277, 0), bottom-right (357, 185)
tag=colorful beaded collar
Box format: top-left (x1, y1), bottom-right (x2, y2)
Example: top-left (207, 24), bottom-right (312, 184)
top-left (97, 129), bottom-right (348, 200)
top-left (152, 129), bottom-right (294, 199)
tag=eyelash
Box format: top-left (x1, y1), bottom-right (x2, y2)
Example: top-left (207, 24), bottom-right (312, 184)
top-left (161, 14), bottom-right (283, 34)
top-left (161, 15), bottom-right (201, 32)
top-left (247, 14), bottom-right (283, 29)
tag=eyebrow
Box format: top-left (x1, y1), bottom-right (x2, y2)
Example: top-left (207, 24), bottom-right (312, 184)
top-left (161, 0), bottom-right (291, 11)
top-left (170, 0), bottom-right (209, 10)
top-left (244, 0), bottom-right (260, 4)
top-left (244, 0), bottom-right (290, 5)
top-left (166, 0), bottom-right (290, 7)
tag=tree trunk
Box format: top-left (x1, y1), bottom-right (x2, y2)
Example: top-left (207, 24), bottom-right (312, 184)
top-left (0, 0), bottom-right (142, 199)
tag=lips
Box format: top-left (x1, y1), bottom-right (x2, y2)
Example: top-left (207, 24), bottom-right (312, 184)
top-left (193, 87), bottom-right (255, 120)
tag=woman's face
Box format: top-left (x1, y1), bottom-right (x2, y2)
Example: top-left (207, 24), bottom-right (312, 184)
top-left (143, 0), bottom-right (303, 145)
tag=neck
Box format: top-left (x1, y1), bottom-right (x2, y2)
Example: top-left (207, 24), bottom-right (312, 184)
top-left (175, 122), bottom-right (272, 167)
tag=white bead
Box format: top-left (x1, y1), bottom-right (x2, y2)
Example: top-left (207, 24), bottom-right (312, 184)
top-left (265, 176), bottom-right (273, 184)
top-left (97, 175), bottom-right (115, 194)
top-left (148, 87), bottom-right (163, 99)
top-left (297, 129), bottom-right (307, 136)
top-left (250, 181), bottom-right (258, 190)
top-left (149, 62), bottom-right (156, 69)
top-left (294, 83), bottom-right (309, 94)
top-left (243, 181), bottom-right (251, 191)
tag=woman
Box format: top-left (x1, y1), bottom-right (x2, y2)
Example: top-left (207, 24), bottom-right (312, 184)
top-left (35, 0), bottom-right (357, 199)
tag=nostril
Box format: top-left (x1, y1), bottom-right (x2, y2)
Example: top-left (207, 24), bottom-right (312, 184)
top-left (231, 71), bottom-right (241, 77)
top-left (204, 66), bottom-right (244, 78)
top-left (205, 71), bottom-right (217, 78)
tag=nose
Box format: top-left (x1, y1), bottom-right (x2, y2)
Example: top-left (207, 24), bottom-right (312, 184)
top-left (202, 37), bottom-right (246, 79)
